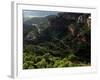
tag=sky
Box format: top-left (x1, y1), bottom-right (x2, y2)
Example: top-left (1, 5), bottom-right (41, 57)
top-left (23, 10), bottom-right (59, 18)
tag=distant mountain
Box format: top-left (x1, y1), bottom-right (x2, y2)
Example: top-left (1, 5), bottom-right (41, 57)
top-left (23, 17), bottom-right (33, 22)
top-left (24, 17), bottom-right (48, 25)
top-left (45, 15), bottom-right (57, 19)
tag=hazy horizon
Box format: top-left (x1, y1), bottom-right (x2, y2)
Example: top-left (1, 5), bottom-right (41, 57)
top-left (23, 10), bottom-right (59, 18)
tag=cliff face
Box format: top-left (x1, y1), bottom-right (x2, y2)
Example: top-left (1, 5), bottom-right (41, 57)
top-left (23, 12), bottom-right (90, 44)
top-left (47, 12), bottom-right (90, 30)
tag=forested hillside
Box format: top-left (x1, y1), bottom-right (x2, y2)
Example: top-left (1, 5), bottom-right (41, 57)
top-left (23, 12), bottom-right (91, 69)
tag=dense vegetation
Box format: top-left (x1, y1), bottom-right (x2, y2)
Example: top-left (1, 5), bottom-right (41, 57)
top-left (23, 12), bottom-right (91, 69)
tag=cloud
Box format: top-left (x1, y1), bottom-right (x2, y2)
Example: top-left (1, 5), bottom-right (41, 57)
top-left (23, 10), bottom-right (59, 18)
